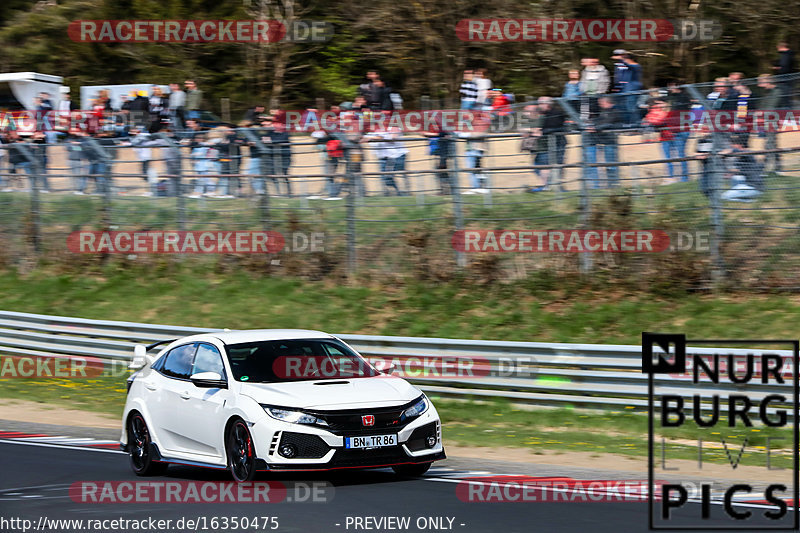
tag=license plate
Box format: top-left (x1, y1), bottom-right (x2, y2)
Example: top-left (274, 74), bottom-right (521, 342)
top-left (345, 434), bottom-right (397, 449)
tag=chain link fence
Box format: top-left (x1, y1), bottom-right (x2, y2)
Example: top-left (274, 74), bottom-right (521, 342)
top-left (1, 74), bottom-right (800, 289)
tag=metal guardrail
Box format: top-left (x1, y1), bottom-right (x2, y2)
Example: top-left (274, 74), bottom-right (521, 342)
top-left (0, 310), bottom-right (794, 410)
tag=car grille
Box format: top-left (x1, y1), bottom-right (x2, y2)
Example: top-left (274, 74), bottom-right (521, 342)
top-left (307, 398), bottom-right (421, 435)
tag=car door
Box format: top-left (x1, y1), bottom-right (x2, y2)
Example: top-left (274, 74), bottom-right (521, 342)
top-left (148, 343), bottom-right (198, 454)
top-left (173, 342), bottom-right (232, 458)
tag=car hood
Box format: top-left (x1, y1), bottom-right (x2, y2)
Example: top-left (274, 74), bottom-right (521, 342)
top-left (238, 376), bottom-right (421, 410)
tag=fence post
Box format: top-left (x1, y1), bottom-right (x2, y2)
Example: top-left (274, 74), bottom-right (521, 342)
top-left (238, 128), bottom-right (271, 230)
top-left (22, 145), bottom-right (42, 254)
top-left (339, 134), bottom-right (358, 277)
top-left (578, 130), bottom-right (592, 274)
top-left (685, 84), bottom-right (725, 286)
top-left (451, 135), bottom-right (466, 269)
top-left (555, 97), bottom-right (590, 274)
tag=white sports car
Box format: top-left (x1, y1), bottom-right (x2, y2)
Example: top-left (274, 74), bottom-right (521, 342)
top-left (120, 329), bottom-right (445, 481)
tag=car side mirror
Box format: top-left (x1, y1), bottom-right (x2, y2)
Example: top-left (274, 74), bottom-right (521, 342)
top-left (190, 371), bottom-right (228, 389)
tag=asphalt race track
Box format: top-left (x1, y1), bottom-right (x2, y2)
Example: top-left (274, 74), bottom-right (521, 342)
top-left (0, 434), bottom-right (789, 533)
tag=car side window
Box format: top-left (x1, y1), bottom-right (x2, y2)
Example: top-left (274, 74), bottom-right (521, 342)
top-left (192, 343), bottom-right (226, 378)
top-left (161, 343), bottom-right (197, 380)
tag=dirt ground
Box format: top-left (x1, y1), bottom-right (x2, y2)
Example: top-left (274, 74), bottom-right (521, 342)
top-left (7, 131), bottom-right (799, 196)
top-left (0, 398), bottom-right (120, 428)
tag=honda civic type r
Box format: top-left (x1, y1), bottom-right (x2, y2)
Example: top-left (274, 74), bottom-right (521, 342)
top-left (120, 329), bottom-right (445, 481)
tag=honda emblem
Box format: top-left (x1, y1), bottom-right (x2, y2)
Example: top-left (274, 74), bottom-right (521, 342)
top-left (361, 415), bottom-right (375, 426)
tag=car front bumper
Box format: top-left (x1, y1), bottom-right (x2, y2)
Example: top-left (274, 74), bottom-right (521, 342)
top-left (250, 407), bottom-right (445, 471)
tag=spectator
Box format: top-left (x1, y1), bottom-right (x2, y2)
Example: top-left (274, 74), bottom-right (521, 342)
top-left (695, 126), bottom-right (714, 199)
top-left (562, 69), bottom-right (583, 101)
top-left (185, 125), bottom-right (217, 198)
top-left (168, 83), bottom-right (186, 130)
top-left (666, 83), bottom-right (692, 180)
top-left (67, 132), bottom-right (88, 195)
top-left (538, 96), bottom-right (567, 191)
top-left (642, 99), bottom-right (687, 183)
top-left (579, 58), bottom-right (610, 96)
top-left (5, 130), bottom-right (34, 192)
top-left (321, 130), bottom-right (345, 199)
top-left (146, 128), bottom-right (182, 196)
top-left (756, 74), bottom-right (782, 172)
top-left (148, 85), bottom-right (169, 133)
top-left (213, 126), bottom-right (236, 198)
top-left (619, 53), bottom-right (643, 126)
top-left (460, 69), bottom-right (478, 110)
top-left (128, 90), bottom-right (150, 128)
top-left (474, 68), bottom-right (492, 108)
top-left (423, 124), bottom-right (455, 195)
top-left (82, 131), bottom-right (115, 196)
top-left (773, 41), bottom-right (795, 108)
top-left (244, 105), bottom-right (266, 124)
top-left (721, 134), bottom-right (764, 201)
top-left (372, 79), bottom-right (394, 111)
top-left (148, 86), bottom-right (169, 133)
top-left (129, 126), bottom-right (156, 196)
top-left (185, 80), bottom-right (203, 120)
top-left (459, 112), bottom-right (490, 194)
top-left (611, 49), bottom-right (628, 93)
top-left (363, 123), bottom-right (409, 195)
top-left (360, 71), bottom-right (382, 110)
top-left (584, 96), bottom-right (623, 188)
top-left (259, 114), bottom-right (293, 197)
top-left (519, 104), bottom-right (547, 191)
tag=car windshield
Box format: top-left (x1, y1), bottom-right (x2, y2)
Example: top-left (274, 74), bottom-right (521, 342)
top-left (224, 338), bottom-right (379, 383)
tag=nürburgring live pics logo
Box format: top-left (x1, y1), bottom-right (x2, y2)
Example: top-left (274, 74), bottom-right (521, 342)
top-left (643, 332), bottom-right (799, 530)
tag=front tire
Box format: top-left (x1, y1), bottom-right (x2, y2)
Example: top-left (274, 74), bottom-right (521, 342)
top-left (127, 413), bottom-right (168, 476)
top-left (226, 419), bottom-right (257, 482)
top-left (392, 462), bottom-right (431, 477)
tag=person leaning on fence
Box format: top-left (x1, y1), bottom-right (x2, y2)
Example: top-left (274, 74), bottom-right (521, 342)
top-left (756, 74), bottom-right (783, 172)
top-left (362, 124), bottom-right (406, 196)
top-left (4, 130), bottom-right (34, 192)
top-left (423, 124), bottom-right (455, 195)
top-left (538, 96), bottom-right (567, 191)
top-left (720, 133), bottom-right (765, 202)
top-left (186, 130), bottom-right (217, 198)
top-left (265, 113), bottom-right (293, 197)
top-left (81, 131), bottom-right (115, 196)
top-left (584, 96), bottom-right (623, 189)
top-left (695, 127), bottom-right (714, 199)
top-left (129, 126), bottom-right (157, 196)
top-left (67, 132), bottom-right (89, 195)
top-left (519, 104), bottom-right (548, 192)
top-left (642, 99), bottom-right (687, 184)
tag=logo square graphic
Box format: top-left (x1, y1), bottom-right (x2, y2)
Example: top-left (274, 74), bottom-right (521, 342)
top-left (644, 336), bottom-right (799, 530)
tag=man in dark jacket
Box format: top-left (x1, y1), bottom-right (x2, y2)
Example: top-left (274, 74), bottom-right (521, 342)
top-left (774, 42), bottom-right (795, 108)
top-left (585, 97), bottom-right (624, 188)
top-left (538, 96), bottom-right (567, 190)
top-left (757, 74), bottom-right (783, 171)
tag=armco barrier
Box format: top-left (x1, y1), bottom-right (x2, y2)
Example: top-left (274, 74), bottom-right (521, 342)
top-left (0, 310), bottom-right (794, 409)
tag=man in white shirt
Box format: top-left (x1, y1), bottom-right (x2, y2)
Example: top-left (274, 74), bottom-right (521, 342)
top-left (474, 68), bottom-right (493, 108)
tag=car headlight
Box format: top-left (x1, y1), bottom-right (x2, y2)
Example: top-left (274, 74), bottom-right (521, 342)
top-left (262, 406), bottom-right (328, 427)
top-left (401, 396), bottom-right (428, 420)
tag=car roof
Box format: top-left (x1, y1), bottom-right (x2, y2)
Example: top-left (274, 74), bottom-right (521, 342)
top-left (182, 329), bottom-right (336, 346)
